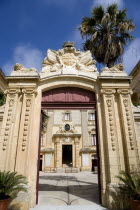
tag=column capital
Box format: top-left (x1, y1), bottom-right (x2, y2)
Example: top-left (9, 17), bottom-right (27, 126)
top-left (101, 89), bottom-right (116, 95)
top-left (117, 88), bottom-right (133, 95)
top-left (22, 88), bottom-right (37, 95)
top-left (4, 88), bottom-right (21, 95)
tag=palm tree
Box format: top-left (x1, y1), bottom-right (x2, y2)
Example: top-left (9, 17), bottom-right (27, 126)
top-left (79, 4), bottom-right (135, 67)
top-left (0, 92), bottom-right (6, 106)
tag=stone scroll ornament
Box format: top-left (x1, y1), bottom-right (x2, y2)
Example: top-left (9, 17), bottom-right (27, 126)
top-left (3, 99), bottom-right (15, 150)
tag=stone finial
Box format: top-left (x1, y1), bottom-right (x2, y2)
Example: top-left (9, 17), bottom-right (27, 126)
top-left (101, 63), bottom-right (124, 72)
top-left (14, 63), bottom-right (37, 72)
top-left (62, 41), bottom-right (75, 49)
top-left (14, 63), bottom-right (25, 71)
top-left (11, 63), bottom-right (38, 76)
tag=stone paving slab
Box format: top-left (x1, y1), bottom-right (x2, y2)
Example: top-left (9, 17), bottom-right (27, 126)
top-left (30, 172), bottom-right (108, 210)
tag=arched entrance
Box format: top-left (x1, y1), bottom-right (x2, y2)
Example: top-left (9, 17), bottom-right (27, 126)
top-left (36, 87), bottom-right (101, 205)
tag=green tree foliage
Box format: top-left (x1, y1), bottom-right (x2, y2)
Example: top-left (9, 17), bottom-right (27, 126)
top-left (0, 92), bottom-right (6, 106)
top-left (79, 4), bottom-right (135, 67)
top-left (41, 110), bottom-right (48, 132)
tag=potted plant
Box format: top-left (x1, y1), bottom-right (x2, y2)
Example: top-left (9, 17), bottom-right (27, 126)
top-left (117, 170), bottom-right (140, 210)
top-left (0, 171), bottom-right (27, 210)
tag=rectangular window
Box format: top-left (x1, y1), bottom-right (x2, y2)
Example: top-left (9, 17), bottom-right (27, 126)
top-left (88, 113), bottom-right (95, 121)
top-left (64, 113), bottom-right (70, 121)
top-left (91, 134), bottom-right (96, 145)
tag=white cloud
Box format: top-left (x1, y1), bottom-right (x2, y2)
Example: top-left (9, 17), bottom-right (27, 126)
top-left (92, 0), bottom-right (124, 9)
top-left (3, 44), bottom-right (43, 75)
top-left (123, 39), bottom-right (140, 74)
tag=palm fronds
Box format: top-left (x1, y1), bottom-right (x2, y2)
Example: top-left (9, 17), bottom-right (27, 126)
top-left (117, 171), bottom-right (140, 200)
top-left (0, 171), bottom-right (27, 200)
top-left (0, 92), bottom-right (6, 106)
top-left (79, 4), bottom-right (135, 67)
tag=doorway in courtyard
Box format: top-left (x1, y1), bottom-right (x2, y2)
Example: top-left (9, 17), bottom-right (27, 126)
top-left (62, 145), bottom-right (72, 167)
top-left (36, 87), bottom-right (101, 206)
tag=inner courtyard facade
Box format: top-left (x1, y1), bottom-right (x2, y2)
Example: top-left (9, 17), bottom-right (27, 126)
top-left (40, 87), bottom-right (97, 172)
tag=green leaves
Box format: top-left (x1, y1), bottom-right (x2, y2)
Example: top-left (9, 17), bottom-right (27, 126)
top-left (0, 171), bottom-right (27, 200)
top-left (117, 171), bottom-right (140, 200)
top-left (41, 110), bottom-right (48, 132)
top-left (79, 3), bottom-right (135, 67)
top-left (0, 92), bottom-right (6, 106)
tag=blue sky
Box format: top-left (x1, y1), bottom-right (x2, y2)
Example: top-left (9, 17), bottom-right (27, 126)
top-left (0, 0), bottom-right (140, 75)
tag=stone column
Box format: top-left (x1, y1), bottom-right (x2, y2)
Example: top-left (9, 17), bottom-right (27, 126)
top-left (101, 89), bottom-right (121, 181)
top-left (117, 88), bottom-right (140, 172)
top-left (75, 137), bottom-right (80, 168)
top-left (99, 88), bottom-right (125, 209)
top-left (0, 88), bottom-right (21, 171)
top-left (15, 88), bottom-right (37, 175)
top-left (55, 138), bottom-right (60, 168)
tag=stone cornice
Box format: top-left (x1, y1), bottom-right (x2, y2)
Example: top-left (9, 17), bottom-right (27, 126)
top-left (98, 76), bottom-right (132, 80)
top-left (6, 75), bottom-right (40, 80)
top-left (129, 60), bottom-right (140, 77)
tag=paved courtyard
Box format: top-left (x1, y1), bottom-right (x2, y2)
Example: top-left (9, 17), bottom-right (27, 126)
top-left (31, 172), bottom-right (107, 210)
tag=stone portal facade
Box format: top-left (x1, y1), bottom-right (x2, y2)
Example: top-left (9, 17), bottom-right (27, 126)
top-left (0, 42), bottom-right (140, 210)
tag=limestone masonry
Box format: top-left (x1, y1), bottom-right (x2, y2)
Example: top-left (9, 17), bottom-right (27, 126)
top-left (0, 42), bottom-right (140, 210)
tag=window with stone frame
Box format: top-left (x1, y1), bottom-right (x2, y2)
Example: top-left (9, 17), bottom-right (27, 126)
top-left (88, 112), bottom-right (95, 121)
top-left (63, 111), bottom-right (71, 121)
top-left (91, 134), bottom-right (96, 145)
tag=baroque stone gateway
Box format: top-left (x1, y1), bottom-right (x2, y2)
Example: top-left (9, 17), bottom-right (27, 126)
top-left (0, 42), bottom-right (140, 210)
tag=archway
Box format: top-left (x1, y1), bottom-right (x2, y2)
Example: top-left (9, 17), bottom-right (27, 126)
top-left (36, 86), bottom-right (101, 206)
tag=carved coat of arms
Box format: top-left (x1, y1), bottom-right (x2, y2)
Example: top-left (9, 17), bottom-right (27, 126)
top-left (41, 41), bottom-right (97, 73)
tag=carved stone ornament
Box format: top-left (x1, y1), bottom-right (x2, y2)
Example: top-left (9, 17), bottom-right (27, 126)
top-left (56, 124), bottom-right (77, 134)
top-left (3, 98), bottom-right (15, 150)
top-left (101, 89), bottom-right (116, 95)
top-left (101, 63), bottom-right (124, 72)
top-left (10, 63), bottom-right (39, 76)
top-left (22, 98), bottom-right (32, 151)
top-left (22, 89), bottom-right (37, 95)
top-left (106, 98), bottom-right (116, 151)
top-left (4, 89), bottom-right (21, 95)
top-left (41, 41), bottom-right (97, 73)
top-left (117, 89), bottom-right (133, 95)
top-left (14, 63), bottom-right (37, 72)
top-left (123, 98), bottom-right (135, 150)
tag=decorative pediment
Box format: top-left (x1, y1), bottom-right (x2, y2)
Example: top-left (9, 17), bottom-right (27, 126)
top-left (41, 41), bottom-right (97, 73)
